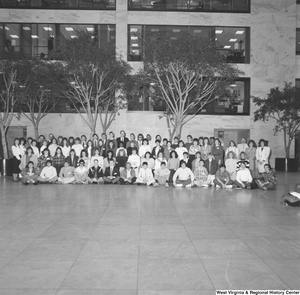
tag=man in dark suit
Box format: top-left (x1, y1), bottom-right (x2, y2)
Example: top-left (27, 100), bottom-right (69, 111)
top-left (103, 159), bottom-right (120, 184)
top-left (65, 149), bottom-right (79, 168)
top-left (204, 153), bottom-right (218, 185)
top-left (151, 140), bottom-right (165, 159)
top-left (116, 130), bottom-right (129, 148)
top-left (92, 133), bottom-right (99, 149)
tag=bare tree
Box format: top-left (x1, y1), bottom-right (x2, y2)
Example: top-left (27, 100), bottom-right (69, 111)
top-left (138, 33), bottom-right (242, 140)
top-left (57, 32), bottom-right (132, 138)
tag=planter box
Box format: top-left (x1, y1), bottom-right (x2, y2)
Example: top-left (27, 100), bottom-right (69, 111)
top-left (0, 158), bottom-right (13, 176)
top-left (275, 158), bottom-right (298, 172)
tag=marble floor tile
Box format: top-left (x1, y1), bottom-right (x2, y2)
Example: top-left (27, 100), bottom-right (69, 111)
top-left (202, 258), bottom-right (288, 289)
top-left (192, 239), bottom-right (256, 259)
top-left (140, 225), bottom-right (190, 240)
top-left (0, 237), bottom-right (35, 259)
top-left (0, 290), bottom-right (57, 295)
top-left (262, 259), bottom-right (300, 289)
top-left (138, 259), bottom-right (213, 290)
top-left (139, 239), bottom-right (198, 260)
top-left (0, 259), bottom-right (74, 289)
top-left (140, 215), bottom-right (183, 225)
top-left (269, 224), bottom-right (300, 240)
top-left (16, 237), bottom-right (88, 260)
top-left (138, 291), bottom-right (215, 295)
top-left (185, 226), bottom-right (238, 239)
top-left (0, 258), bottom-right (13, 270)
top-left (77, 238), bottom-right (139, 259)
top-left (61, 259), bottom-right (138, 289)
top-left (243, 238), bottom-right (300, 259)
top-left (57, 291), bottom-right (137, 295)
top-left (226, 224), bottom-right (287, 239)
top-left (91, 225), bottom-right (140, 239)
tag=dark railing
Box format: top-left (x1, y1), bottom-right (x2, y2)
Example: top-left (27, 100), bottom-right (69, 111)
top-left (0, 0), bottom-right (116, 9)
top-left (128, 0), bottom-right (250, 13)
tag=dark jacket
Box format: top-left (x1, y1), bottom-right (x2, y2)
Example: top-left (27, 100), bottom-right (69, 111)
top-left (66, 155), bottom-right (79, 168)
top-left (151, 146), bottom-right (165, 158)
top-left (88, 166), bottom-right (103, 179)
top-left (104, 166), bottom-right (120, 177)
top-left (204, 159), bottom-right (218, 175)
top-left (116, 137), bottom-right (129, 148)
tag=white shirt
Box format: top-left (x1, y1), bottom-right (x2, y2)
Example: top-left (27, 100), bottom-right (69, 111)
top-left (72, 144), bottom-right (83, 157)
top-left (173, 167), bottom-right (195, 182)
top-left (175, 147), bottom-right (188, 160)
top-left (31, 146), bottom-right (40, 157)
top-left (236, 168), bottom-right (252, 183)
top-left (139, 145), bottom-right (151, 158)
top-left (128, 154), bottom-right (141, 168)
top-left (237, 143), bottom-right (249, 155)
top-left (40, 166), bottom-right (57, 179)
top-left (12, 145), bottom-right (21, 160)
top-left (61, 146), bottom-right (71, 158)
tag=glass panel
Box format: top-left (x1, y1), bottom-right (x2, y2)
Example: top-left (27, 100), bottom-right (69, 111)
top-left (0, 0), bottom-right (115, 9)
top-left (215, 26), bottom-right (247, 63)
top-left (296, 29), bottom-right (300, 55)
top-left (4, 24), bottom-right (21, 53)
top-left (201, 79), bottom-right (250, 115)
top-left (128, 25), bottom-right (249, 64)
top-left (128, 0), bottom-right (250, 12)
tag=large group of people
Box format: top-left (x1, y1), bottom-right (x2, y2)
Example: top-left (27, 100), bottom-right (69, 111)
top-left (10, 130), bottom-right (277, 190)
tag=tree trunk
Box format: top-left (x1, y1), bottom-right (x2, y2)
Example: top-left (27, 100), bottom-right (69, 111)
top-left (34, 123), bottom-right (39, 140)
top-left (0, 126), bottom-right (9, 159)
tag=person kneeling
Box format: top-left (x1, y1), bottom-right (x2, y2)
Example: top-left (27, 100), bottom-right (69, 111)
top-left (233, 162), bottom-right (252, 189)
top-left (103, 159), bottom-right (120, 184)
top-left (21, 161), bottom-right (39, 185)
top-left (74, 159), bottom-right (89, 184)
top-left (213, 164), bottom-right (234, 188)
top-left (37, 160), bottom-right (58, 184)
top-left (154, 162), bottom-right (170, 187)
top-left (173, 160), bottom-right (194, 188)
top-left (136, 162), bottom-right (156, 186)
top-left (58, 161), bottom-right (75, 184)
top-left (255, 164), bottom-right (277, 190)
top-left (87, 159), bottom-right (104, 184)
top-left (120, 162), bottom-right (136, 185)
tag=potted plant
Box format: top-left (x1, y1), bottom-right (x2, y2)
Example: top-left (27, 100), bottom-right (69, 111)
top-left (253, 82), bottom-right (300, 172)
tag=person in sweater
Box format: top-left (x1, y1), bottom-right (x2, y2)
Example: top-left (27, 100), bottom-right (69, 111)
top-left (21, 161), bottom-right (39, 185)
top-left (172, 160), bottom-right (194, 188)
top-left (37, 160), bottom-right (58, 183)
top-left (74, 159), bottom-right (89, 184)
top-left (213, 164), bottom-right (234, 188)
top-left (72, 137), bottom-right (84, 157)
top-left (127, 148), bottom-right (141, 175)
top-left (19, 147), bottom-right (38, 171)
top-left (233, 162), bottom-right (252, 189)
top-left (58, 161), bottom-right (75, 184)
top-left (120, 162), bottom-right (137, 185)
top-left (255, 164), bottom-right (277, 190)
top-left (167, 150), bottom-right (180, 183)
top-left (65, 149), bottom-right (79, 168)
top-left (194, 159), bottom-right (209, 187)
top-left (103, 159), bottom-right (120, 184)
top-left (136, 162), bottom-right (156, 186)
top-left (87, 159), bottom-right (104, 184)
top-left (154, 161), bottom-right (170, 187)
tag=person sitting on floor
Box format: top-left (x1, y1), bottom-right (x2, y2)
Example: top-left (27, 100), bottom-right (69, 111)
top-left (213, 164), bottom-right (234, 188)
top-left (136, 162), bottom-right (156, 186)
top-left (233, 162), bottom-right (252, 189)
top-left (172, 160), bottom-right (194, 188)
top-left (255, 163), bottom-right (277, 190)
top-left (281, 184), bottom-right (300, 207)
top-left (103, 159), bottom-right (120, 184)
top-left (58, 161), bottom-right (75, 184)
top-left (87, 159), bottom-right (104, 184)
top-left (37, 160), bottom-right (58, 184)
top-left (74, 159), bottom-right (89, 184)
top-left (194, 159), bottom-right (210, 187)
top-left (21, 161), bottom-right (39, 185)
top-left (154, 161), bottom-right (170, 187)
top-left (120, 162), bottom-right (137, 185)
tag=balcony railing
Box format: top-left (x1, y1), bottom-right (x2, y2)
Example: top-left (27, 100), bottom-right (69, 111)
top-left (0, 0), bottom-right (116, 9)
top-left (128, 0), bottom-right (250, 13)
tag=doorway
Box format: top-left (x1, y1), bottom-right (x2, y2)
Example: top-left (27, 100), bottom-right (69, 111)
top-left (214, 128), bottom-right (250, 147)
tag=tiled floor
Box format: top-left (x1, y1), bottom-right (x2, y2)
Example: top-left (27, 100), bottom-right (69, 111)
top-left (0, 172), bottom-right (300, 294)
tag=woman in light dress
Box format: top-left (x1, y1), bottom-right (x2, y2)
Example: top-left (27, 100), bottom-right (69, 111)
top-left (225, 151), bottom-right (237, 180)
top-left (256, 139), bottom-right (270, 173)
top-left (245, 140), bottom-right (257, 176)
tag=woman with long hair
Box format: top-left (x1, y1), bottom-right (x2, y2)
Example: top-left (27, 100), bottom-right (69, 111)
top-left (11, 138), bottom-right (21, 181)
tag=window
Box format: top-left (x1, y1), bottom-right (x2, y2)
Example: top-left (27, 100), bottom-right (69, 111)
top-left (0, 0), bottom-right (115, 9)
top-left (128, 25), bottom-right (250, 64)
top-left (296, 29), bottom-right (300, 55)
top-left (0, 23), bottom-right (116, 59)
top-left (127, 78), bottom-right (250, 115)
top-left (128, 0), bottom-right (250, 12)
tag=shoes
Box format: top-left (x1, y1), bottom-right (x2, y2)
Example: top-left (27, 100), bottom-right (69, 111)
top-left (186, 184), bottom-right (192, 188)
top-left (33, 182), bottom-right (38, 185)
top-left (225, 185), bottom-right (233, 188)
top-left (153, 182), bottom-right (159, 187)
top-left (165, 183), bottom-right (169, 188)
top-left (175, 184), bottom-right (183, 187)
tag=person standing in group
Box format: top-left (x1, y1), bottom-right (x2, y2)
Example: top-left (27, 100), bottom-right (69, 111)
top-left (237, 137), bottom-right (249, 156)
top-left (12, 138), bottom-right (21, 181)
top-left (225, 151), bottom-right (237, 180)
top-left (65, 149), bottom-right (79, 168)
top-left (52, 147), bottom-right (65, 174)
top-left (245, 139), bottom-right (257, 176)
top-left (189, 138), bottom-right (201, 163)
top-left (256, 139), bottom-right (270, 173)
top-left (225, 140), bottom-right (239, 159)
top-left (72, 137), bottom-right (83, 157)
top-left (19, 147), bottom-right (38, 171)
top-left (200, 137), bottom-right (211, 161)
top-left (116, 130), bottom-right (129, 148)
top-left (211, 138), bottom-right (224, 167)
top-left (139, 138), bottom-right (152, 159)
top-left (48, 138), bottom-right (58, 157)
top-left (184, 135), bottom-right (193, 152)
top-left (61, 138), bottom-right (70, 158)
top-left (126, 133), bottom-right (138, 149)
top-left (175, 140), bottom-right (188, 161)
